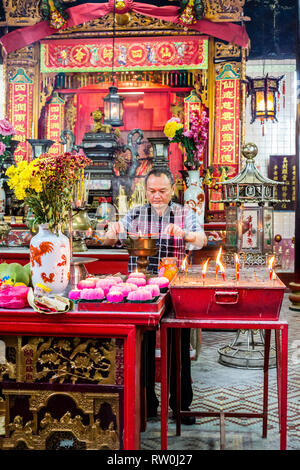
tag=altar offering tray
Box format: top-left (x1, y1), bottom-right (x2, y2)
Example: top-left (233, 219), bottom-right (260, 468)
top-left (75, 293), bottom-right (168, 313)
top-left (169, 266), bottom-right (286, 320)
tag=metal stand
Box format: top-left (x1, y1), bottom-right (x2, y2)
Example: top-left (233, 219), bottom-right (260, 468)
top-left (218, 329), bottom-right (276, 369)
top-left (68, 257), bottom-right (98, 291)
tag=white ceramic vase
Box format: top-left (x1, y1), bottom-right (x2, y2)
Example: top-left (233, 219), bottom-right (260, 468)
top-left (30, 224), bottom-right (71, 294)
top-left (184, 170), bottom-right (205, 223)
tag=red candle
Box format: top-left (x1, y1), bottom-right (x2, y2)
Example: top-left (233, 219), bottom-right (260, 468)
top-left (268, 255), bottom-right (275, 281)
top-left (202, 258), bottom-right (210, 282)
top-left (215, 247), bottom-right (222, 277)
top-left (235, 254), bottom-right (240, 282)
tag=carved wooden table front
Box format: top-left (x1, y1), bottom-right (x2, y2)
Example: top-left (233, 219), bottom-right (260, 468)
top-left (0, 296), bottom-right (167, 450)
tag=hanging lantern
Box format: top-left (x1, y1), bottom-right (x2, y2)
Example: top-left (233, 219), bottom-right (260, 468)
top-left (246, 74), bottom-right (284, 124)
top-left (103, 86), bottom-right (124, 127)
top-left (184, 89), bottom-right (203, 130)
top-left (102, 1), bottom-right (125, 128)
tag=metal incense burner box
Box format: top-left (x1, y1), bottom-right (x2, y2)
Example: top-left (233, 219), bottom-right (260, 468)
top-left (169, 266), bottom-right (286, 321)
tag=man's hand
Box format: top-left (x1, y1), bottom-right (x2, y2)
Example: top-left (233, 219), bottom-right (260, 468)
top-left (103, 221), bottom-right (125, 244)
top-left (164, 223), bottom-right (185, 239)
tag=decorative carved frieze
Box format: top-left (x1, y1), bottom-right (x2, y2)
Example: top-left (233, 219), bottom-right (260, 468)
top-left (203, 0), bottom-right (248, 22)
top-left (1, 388), bottom-right (120, 450)
top-left (2, 0), bottom-right (247, 27)
top-left (0, 336), bottom-right (124, 385)
top-left (214, 41), bottom-right (242, 61)
top-left (3, 0), bottom-right (42, 26)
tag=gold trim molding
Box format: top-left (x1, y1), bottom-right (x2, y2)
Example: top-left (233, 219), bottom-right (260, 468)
top-left (2, 0), bottom-right (248, 28)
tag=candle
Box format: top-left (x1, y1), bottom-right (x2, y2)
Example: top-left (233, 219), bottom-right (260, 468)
top-left (215, 247), bottom-right (222, 278)
top-left (180, 255), bottom-right (188, 281)
top-left (219, 263), bottom-right (225, 281)
top-left (235, 253), bottom-right (240, 282)
top-left (268, 255), bottom-right (275, 281)
top-left (202, 258), bottom-right (210, 284)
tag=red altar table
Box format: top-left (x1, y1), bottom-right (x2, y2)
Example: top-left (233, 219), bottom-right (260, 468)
top-left (160, 315), bottom-right (288, 450)
top-left (0, 295), bottom-right (167, 450)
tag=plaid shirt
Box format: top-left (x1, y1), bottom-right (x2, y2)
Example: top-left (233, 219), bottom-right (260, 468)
top-left (120, 202), bottom-right (204, 273)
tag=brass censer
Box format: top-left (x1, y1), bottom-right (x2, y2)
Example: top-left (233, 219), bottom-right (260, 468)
top-left (124, 237), bottom-right (158, 273)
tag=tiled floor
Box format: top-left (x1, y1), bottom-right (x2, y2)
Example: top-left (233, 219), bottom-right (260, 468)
top-left (141, 293), bottom-right (299, 450)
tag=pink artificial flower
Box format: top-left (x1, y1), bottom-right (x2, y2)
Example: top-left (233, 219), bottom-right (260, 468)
top-left (183, 130), bottom-right (193, 138)
top-left (167, 117), bottom-right (181, 123)
top-left (0, 142), bottom-right (6, 155)
top-left (0, 118), bottom-right (16, 137)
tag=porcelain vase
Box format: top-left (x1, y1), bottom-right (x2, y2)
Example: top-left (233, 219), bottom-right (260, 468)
top-left (30, 224), bottom-right (71, 294)
top-left (184, 170), bottom-right (205, 223)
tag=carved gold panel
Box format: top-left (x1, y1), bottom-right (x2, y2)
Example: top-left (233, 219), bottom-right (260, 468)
top-left (215, 41), bottom-right (242, 60)
top-left (3, 0), bottom-right (42, 26)
top-left (1, 388), bottom-right (120, 450)
top-left (203, 0), bottom-right (247, 22)
top-left (0, 336), bottom-right (124, 385)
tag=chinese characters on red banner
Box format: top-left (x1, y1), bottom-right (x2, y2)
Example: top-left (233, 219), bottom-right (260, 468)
top-left (8, 69), bottom-right (33, 161)
top-left (41, 36), bottom-right (208, 72)
top-left (46, 94), bottom-right (65, 156)
top-left (214, 78), bottom-right (240, 171)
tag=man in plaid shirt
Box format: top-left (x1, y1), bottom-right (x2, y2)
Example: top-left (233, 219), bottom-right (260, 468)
top-left (104, 168), bottom-right (206, 424)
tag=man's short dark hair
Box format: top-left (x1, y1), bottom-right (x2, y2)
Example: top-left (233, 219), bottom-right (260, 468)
top-left (144, 168), bottom-right (174, 187)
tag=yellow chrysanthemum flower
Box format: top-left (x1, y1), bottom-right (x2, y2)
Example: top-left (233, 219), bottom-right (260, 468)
top-left (164, 120), bottom-right (183, 139)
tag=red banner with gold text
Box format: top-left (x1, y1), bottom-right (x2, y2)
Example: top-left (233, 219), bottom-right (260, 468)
top-left (8, 68), bottom-right (33, 162)
top-left (40, 36), bottom-right (208, 73)
top-left (211, 64), bottom-right (240, 212)
top-left (45, 93), bottom-right (65, 156)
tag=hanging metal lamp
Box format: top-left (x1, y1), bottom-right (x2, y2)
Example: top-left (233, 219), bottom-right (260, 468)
top-left (103, 1), bottom-right (124, 127)
top-left (246, 74), bottom-right (284, 124)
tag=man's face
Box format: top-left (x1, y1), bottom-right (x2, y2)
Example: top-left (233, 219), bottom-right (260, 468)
top-left (146, 174), bottom-right (174, 212)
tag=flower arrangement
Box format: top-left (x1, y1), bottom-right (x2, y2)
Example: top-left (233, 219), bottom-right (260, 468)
top-left (164, 108), bottom-right (209, 170)
top-left (0, 118), bottom-right (17, 165)
top-left (5, 152), bottom-right (92, 233)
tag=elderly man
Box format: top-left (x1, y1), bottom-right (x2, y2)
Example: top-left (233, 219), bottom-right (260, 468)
top-left (104, 168), bottom-right (207, 424)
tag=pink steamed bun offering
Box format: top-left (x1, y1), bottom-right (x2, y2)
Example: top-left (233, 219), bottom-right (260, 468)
top-left (68, 289), bottom-right (81, 300)
top-left (80, 287), bottom-right (105, 300)
top-left (116, 282), bottom-right (138, 296)
top-left (105, 276), bottom-right (123, 285)
top-left (127, 287), bottom-right (153, 302)
top-left (148, 276), bottom-right (169, 290)
top-left (77, 278), bottom-right (98, 289)
top-left (144, 284), bottom-right (160, 297)
top-left (128, 277), bottom-right (146, 287)
top-left (128, 272), bottom-right (146, 280)
top-left (107, 289), bottom-right (124, 303)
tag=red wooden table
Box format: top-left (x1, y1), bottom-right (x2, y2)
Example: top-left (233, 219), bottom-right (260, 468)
top-left (0, 295), bottom-right (167, 450)
top-left (160, 314), bottom-right (288, 451)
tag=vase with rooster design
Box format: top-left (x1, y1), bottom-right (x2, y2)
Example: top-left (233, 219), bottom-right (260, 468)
top-left (30, 224), bottom-right (70, 294)
top-left (184, 170), bottom-right (205, 224)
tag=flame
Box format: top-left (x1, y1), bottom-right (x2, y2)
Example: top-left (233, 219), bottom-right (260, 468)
top-left (218, 261), bottom-right (225, 274)
top-left (181, 255), bottom-right (188, 272)
top-left (268, 255), bottom-right (276, 280)
top-left (216, 247), bottom-right (222, 265)
top-left (235, 253), bottom-right (239, 265)
top-left (268, 255), bottom-right (275, 270)
top-left (202, 258), bottom-right (210, 275)
top-left (215, 247), bottom-right (224, 276)
top-left (215, 248), bottom-right (225, 280)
